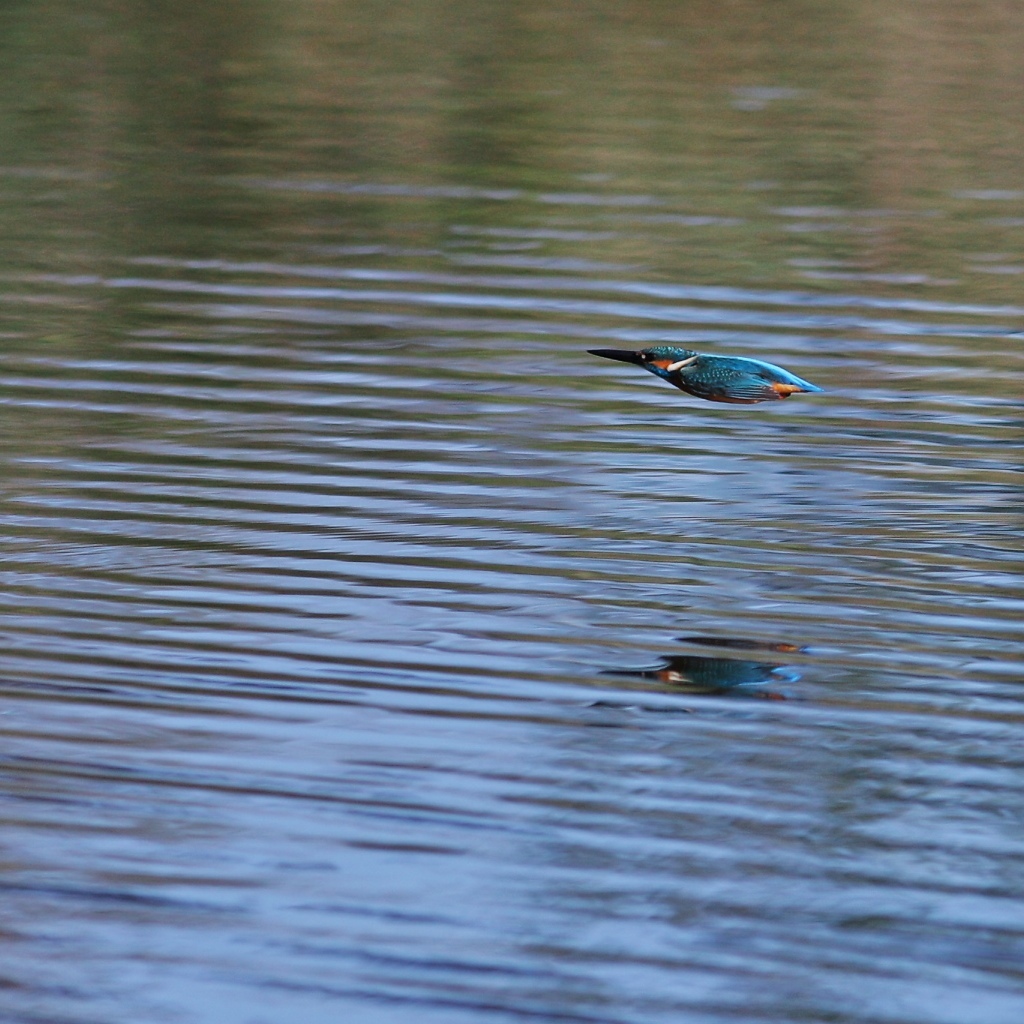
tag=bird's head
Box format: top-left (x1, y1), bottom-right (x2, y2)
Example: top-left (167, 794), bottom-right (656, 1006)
top-left (588, 346), bottom-right (698, 381)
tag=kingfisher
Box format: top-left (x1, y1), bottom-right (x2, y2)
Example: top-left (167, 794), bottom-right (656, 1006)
top-left (588, 346), bottom-right (823, 404)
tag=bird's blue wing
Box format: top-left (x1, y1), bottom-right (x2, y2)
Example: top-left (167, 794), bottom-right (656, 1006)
top-left (674, 365), bottom-right (780, 404)
top-left (675, 356), bottom-right (819, 404)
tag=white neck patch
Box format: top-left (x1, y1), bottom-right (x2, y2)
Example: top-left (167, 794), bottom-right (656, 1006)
top-left (665, 356), bottom-right (698, 372)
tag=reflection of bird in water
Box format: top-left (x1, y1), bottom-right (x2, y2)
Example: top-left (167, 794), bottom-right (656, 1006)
top-left (589, 346), bottom-right (823, 405)
top-left (602, 637), bottom-right (805, 700)
top-left (611, 654), bottom-right (796, 699)
top-left (647, 651), bottom-right (798, 692)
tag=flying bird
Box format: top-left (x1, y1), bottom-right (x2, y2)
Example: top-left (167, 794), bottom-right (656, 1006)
top-left (588, 346), bottom-right (823, 405)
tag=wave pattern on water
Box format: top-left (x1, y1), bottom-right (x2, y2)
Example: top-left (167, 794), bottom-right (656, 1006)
top-left (1, 197), bottom-right (1024, 1024)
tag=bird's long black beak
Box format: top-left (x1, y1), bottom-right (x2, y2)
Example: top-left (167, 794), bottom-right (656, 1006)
top-left (588, 348), bottom-right (645, 366)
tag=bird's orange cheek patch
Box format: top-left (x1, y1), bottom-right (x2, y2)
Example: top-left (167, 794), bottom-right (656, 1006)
top-left (771, 382), bottom-right (802, 395)
top-left (651, 356), bottom-right (700, 372)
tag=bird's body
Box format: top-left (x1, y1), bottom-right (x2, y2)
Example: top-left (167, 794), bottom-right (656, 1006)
top-left (588, 346), bottom-right (823, 405)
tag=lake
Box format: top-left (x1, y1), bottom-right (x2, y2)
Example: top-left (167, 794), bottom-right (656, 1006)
top-left (1, 2), bottom-right (1023, 1022)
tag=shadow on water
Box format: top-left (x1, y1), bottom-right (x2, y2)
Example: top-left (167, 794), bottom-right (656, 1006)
top-left (599, 635), bottom-right (805, 701)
